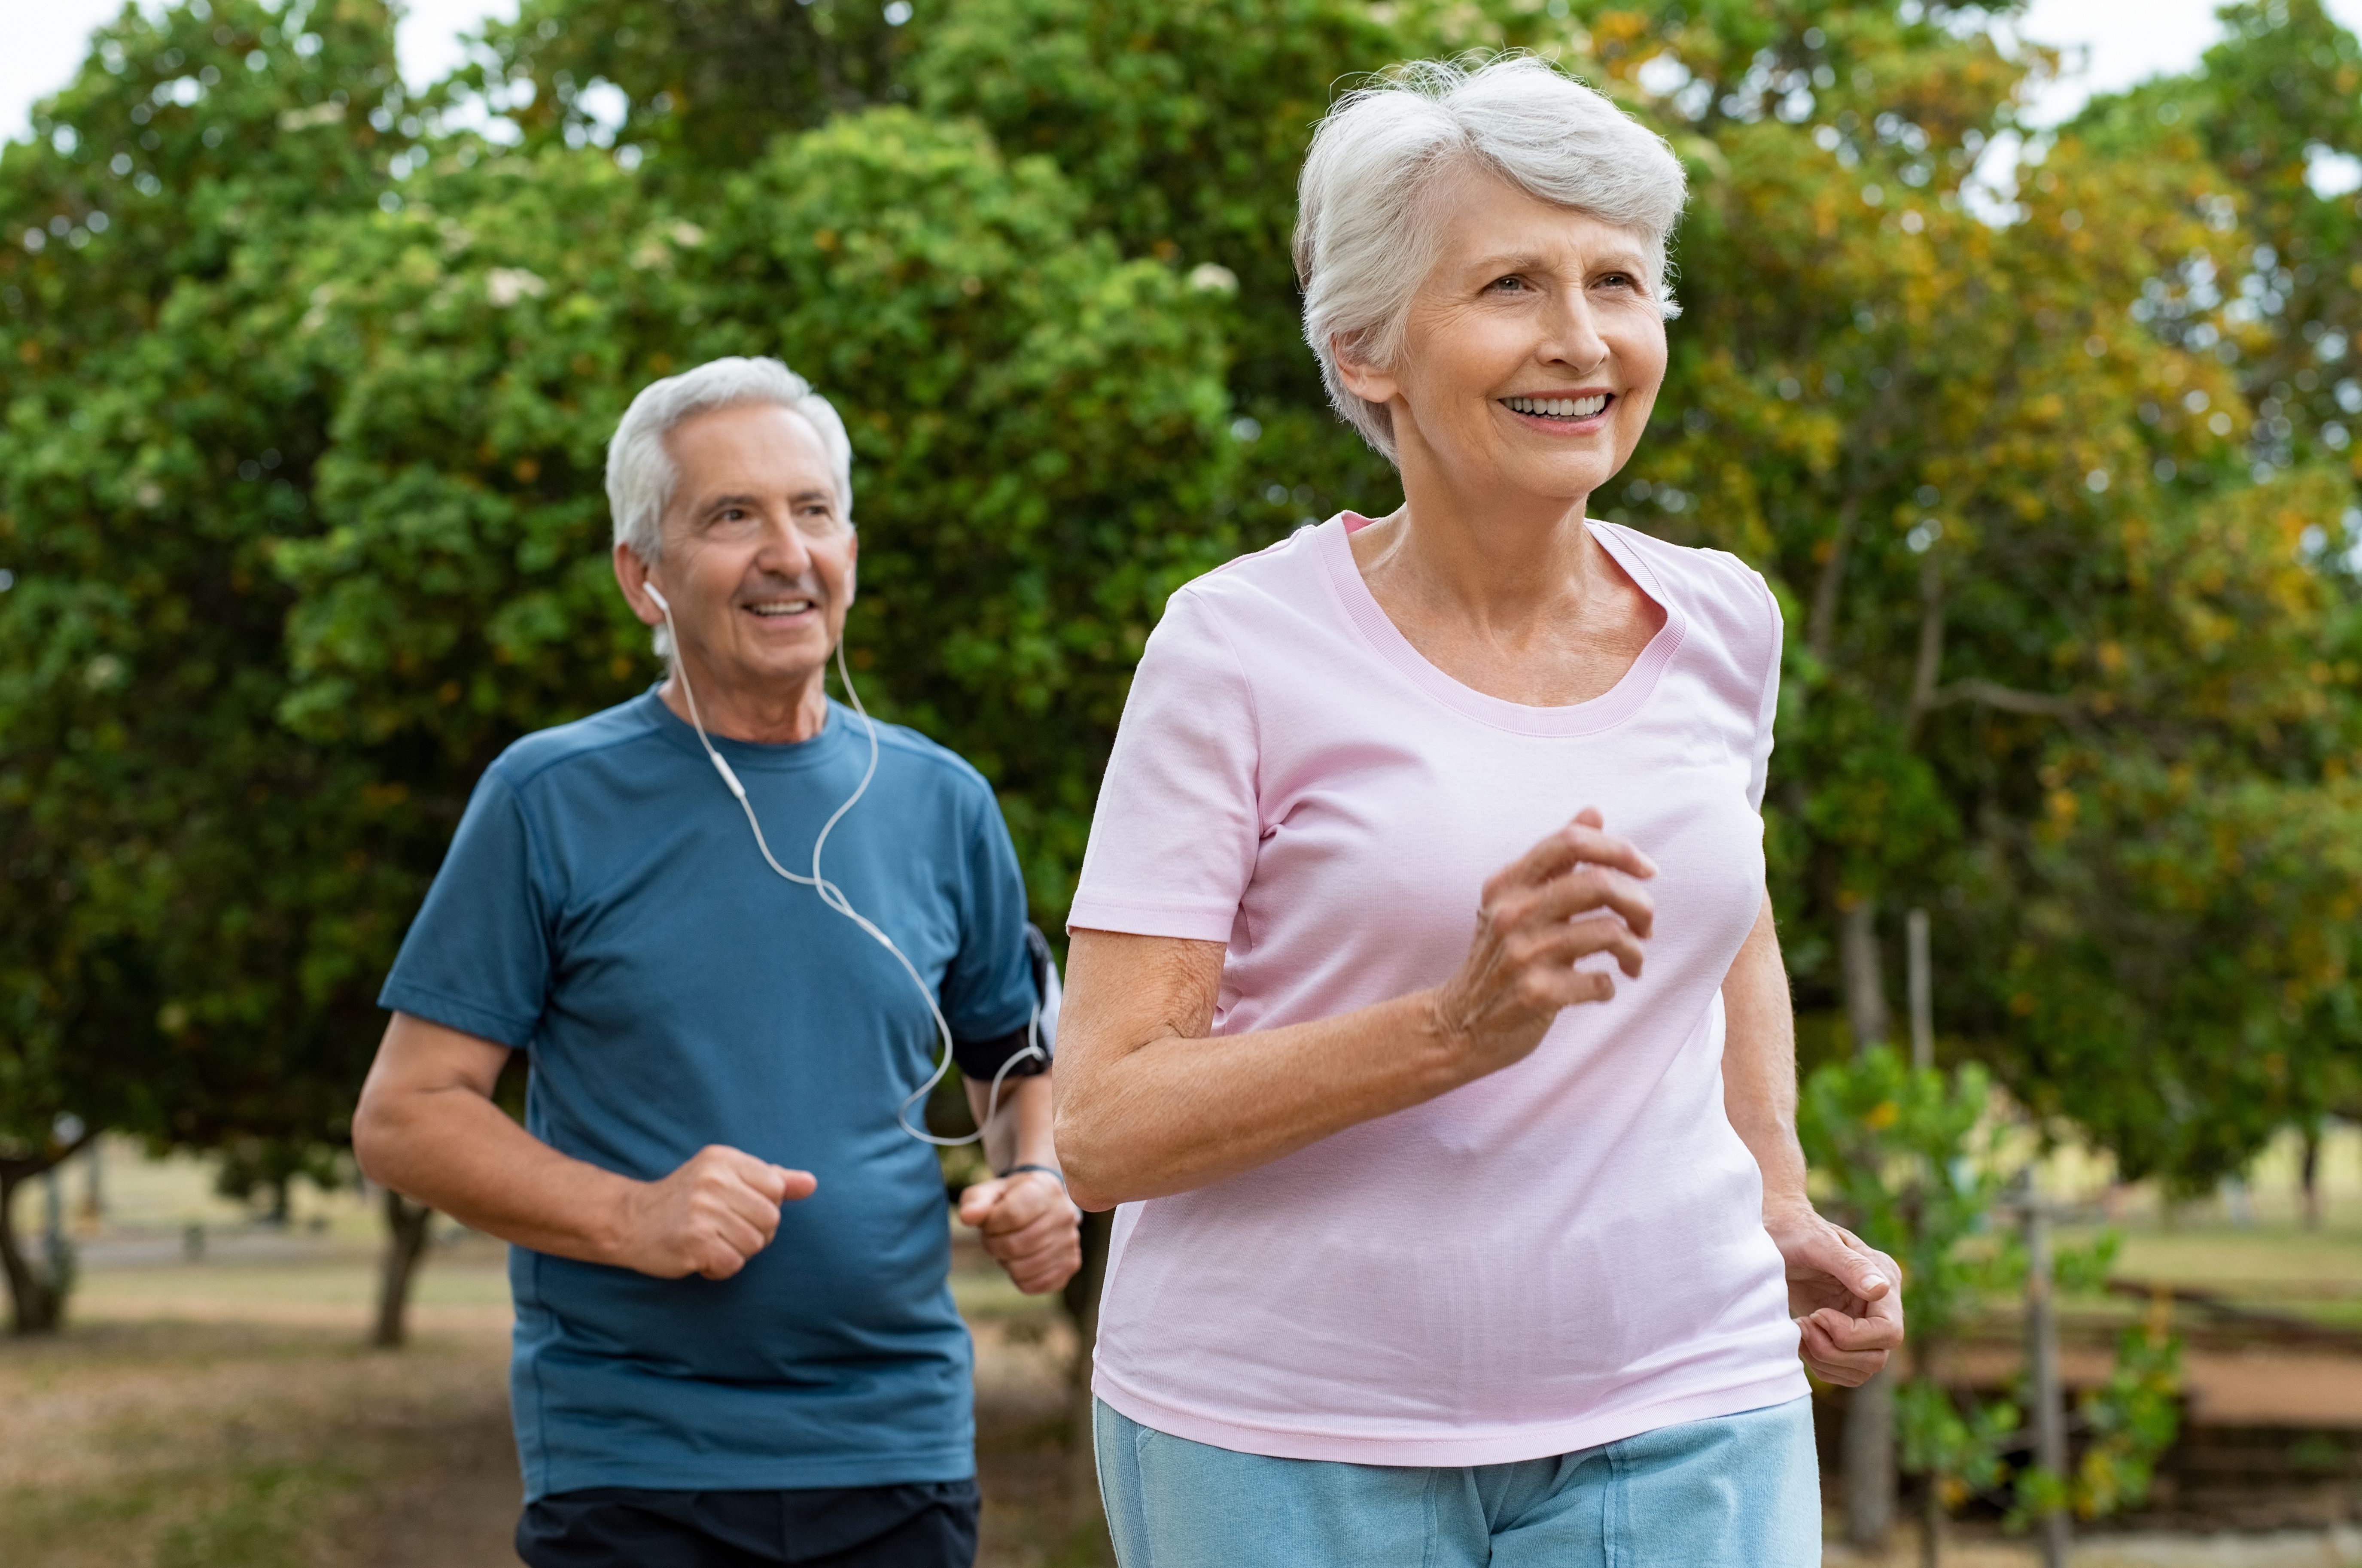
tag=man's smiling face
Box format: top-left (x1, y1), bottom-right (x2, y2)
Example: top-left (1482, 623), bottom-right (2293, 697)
top-left (647, 402), bottom-right (856, 696)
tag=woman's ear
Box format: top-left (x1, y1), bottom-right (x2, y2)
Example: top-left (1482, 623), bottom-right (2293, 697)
top-left (1330, 331), bottom-right (1400, 408)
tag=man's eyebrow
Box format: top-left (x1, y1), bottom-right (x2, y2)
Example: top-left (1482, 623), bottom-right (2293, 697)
top-left (698, 492), bottom-right (760, 513)
top-left (787, 487), bottom-right (835, 506)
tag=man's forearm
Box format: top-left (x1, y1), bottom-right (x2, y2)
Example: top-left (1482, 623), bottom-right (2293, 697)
top-left (359, 1082), bottom-right (643, 1263)
top-left (1721, 892), bottom-right (1811, 1218)
top-left (353, 1017), bottom-right (644, 1265)
top-left (966, 1070), bottom-right (1058, 1176)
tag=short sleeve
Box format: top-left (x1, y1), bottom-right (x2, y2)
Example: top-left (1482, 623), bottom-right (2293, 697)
top-left (377, 767), bottom-right (555, 1049)
top-left (1745, 572), bottom-right (1784, 812)
top-left (939, 784), bottom-right (1038, 1054)
top-left (1068, 587), bottom-right (1260, 942)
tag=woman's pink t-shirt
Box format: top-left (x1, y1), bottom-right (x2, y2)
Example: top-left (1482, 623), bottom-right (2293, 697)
top-left (1067, 514), bottom-right (1809, 1465)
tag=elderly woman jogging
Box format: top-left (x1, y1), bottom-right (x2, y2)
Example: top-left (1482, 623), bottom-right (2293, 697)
top-left (1055, 57), bottom-right (1903, 1566)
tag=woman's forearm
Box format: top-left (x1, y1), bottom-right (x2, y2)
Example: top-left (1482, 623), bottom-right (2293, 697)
top-left (1720, 893), bottom-right (1811, 1219)
top-left (1053, 933), bottom-right (1476, 1209)
top-left (1058, 819), bottom-right (1658, 1210)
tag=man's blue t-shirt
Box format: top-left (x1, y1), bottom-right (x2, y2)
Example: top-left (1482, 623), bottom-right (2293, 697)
top-left (378, 690), bottom-right (1036, 1500)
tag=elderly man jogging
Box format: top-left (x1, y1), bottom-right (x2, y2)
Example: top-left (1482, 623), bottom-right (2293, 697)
top-left (353, 356), bottom-right (1080, 1568)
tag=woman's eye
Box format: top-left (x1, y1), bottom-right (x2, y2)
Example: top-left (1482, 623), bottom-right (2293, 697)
top-left (1598, 273), bottom-right (1633, 289)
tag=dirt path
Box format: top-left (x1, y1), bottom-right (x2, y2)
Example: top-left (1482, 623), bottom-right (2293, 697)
top-left (14, 1269), bottom-right (2356, 1567)
top-left (332, 1318), bottom-right (1110, 1568)
top-left (359, 1397), bottom-right (524, 1568)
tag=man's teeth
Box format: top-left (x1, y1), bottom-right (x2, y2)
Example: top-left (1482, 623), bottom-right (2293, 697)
top-left (1504, 394), bottom-right (1610, 418)
top-left (747, 599), bottom-right (816, 616)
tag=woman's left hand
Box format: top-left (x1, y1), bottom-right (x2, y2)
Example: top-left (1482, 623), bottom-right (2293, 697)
top-left (1767, 1203), bottom-right (1905, 1386)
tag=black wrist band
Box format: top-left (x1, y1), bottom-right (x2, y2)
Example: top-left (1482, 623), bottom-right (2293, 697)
top-left (998, 1162), bottom-right (1065, 1190)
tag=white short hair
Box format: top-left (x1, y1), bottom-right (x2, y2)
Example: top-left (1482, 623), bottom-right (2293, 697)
top-left (605, 355), bottom-right (855, 564)
top-left (1295, 55), bottom-right (1689, 460)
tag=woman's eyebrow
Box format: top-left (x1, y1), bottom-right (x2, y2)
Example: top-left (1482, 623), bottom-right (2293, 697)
top-left (1464, 251), bottom-right (1552, 274)
top-left (1461, 248), bottom-right (1650, 276)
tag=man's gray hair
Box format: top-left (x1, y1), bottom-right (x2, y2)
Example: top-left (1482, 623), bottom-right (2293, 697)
top-left (606, 355), bottom-right (855, 565)
top-left (1295, 55), bottom-right (1689, 460)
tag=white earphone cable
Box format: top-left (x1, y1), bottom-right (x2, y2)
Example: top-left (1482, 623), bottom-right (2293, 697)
top-left (645, 585), bottom-right (1042, 1146)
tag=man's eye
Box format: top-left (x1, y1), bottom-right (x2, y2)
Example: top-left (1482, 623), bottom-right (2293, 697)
top-left (1598, 273), bottom-right (1633, 289)
top-left (1487, 274), bottom-right (1528, 293)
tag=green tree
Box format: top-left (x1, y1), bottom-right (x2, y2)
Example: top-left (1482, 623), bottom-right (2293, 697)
top-left (1801, 1048), bottom-right (2182, 1557)
top-left (0, 0), bottom-right (412, 1331)
top-left (7, 0), bottom-right (2360, 1352)
top-left (1525, 0), bottom-right (2362, 1195)
top-left (265, 106), bottom-right (1236, 914)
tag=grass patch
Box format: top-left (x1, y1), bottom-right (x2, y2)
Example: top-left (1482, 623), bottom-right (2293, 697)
top-left (0, 1319), bottom-right (510, 1568)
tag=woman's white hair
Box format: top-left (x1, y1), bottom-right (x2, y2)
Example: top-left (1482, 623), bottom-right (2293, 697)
top-left (1296, 55), bottom-right (1689, 460)
top-left (606, 355), bottom-right (854, 562)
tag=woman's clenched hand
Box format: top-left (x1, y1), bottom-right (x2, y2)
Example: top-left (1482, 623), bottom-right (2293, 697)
top-left (1427, 806), bottom-right (1656, 1076)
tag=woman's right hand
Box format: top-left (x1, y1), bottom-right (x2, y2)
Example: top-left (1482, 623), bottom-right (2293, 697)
top-left (1427, 806), bottom-right (1656, 1076)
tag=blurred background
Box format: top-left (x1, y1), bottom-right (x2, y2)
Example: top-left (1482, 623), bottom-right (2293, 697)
top-left (4, 0), bottom-right (2362, 1562)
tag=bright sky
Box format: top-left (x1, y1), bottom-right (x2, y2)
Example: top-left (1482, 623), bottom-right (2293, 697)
top-left (5, 0), bottom-right (2362, 146)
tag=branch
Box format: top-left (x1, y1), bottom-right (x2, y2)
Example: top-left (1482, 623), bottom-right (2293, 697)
top-left (1807, 489), bottom-right (1862, 667)
top-left (1902, 549), bottom-right (1946, 747)
top-left (0, 1127), bottom-right (98, 1186)
top-left (1930, 679), bottom-right (2079, 717)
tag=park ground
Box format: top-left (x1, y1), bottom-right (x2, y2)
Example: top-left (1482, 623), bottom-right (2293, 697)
top-left (9, 1139), bottom-right (2362, 1566)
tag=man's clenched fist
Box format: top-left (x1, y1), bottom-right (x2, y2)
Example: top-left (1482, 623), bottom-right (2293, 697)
top-left (957, 1171), bottom-right (1083, 1295)
top-left (613, 1145), bottom-right (818, 1280)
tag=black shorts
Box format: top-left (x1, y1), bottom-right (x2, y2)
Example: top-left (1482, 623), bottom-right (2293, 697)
top-left (517, 1480), bottom-right (979, 1568)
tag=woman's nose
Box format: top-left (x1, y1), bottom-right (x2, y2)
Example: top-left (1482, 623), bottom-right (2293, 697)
top-left (1542, 295), bottom-right (1611, 373)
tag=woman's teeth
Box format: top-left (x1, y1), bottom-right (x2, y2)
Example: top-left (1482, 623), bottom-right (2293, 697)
top-left (1504, 394), bottom-right (1610, 419)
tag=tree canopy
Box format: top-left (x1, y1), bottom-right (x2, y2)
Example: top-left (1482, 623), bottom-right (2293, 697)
top-left (3, 0), bottom-right (2359, 1328)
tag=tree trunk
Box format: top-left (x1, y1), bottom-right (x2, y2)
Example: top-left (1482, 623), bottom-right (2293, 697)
top-left (1841, 899), bottom-right (1890, 1054)
top-left (373, 1188), bottom-right (435, 1348)
top-left (1846, 1366), bottom-right (1898, 1548)
top-left (1, 1137), bottom-right (93, 1336)
top-left (2302, 1129), bottom-right (2323, 1231)
top-left (0, 1168), bottom-right (67, 1334)
top-left (1920, 1465), bottom-right (1945, 1568)
top-left (1840, 899), bottom-right (1898, 1547)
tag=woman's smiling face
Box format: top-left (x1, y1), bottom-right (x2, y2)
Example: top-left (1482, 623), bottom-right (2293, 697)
top-left (1339, 172), bottom-right (1670, 506)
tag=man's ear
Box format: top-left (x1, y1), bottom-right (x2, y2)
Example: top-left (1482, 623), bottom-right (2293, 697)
top-left (613, 543), bottom-right (664, 628)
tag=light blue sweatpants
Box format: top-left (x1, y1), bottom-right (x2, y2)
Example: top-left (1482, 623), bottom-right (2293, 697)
top-left (1094, 1396), bottom-right (1820, 1567)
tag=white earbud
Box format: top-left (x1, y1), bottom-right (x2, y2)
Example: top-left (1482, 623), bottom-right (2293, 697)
top-left (641, 576), bottom-right (1042, 1145)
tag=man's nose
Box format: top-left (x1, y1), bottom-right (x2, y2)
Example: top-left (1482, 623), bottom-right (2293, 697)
top-left (754, 514), bottom-right (816, 577)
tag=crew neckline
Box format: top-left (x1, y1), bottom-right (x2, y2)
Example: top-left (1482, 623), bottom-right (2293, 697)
top-left (1315, 513), bottom-right (1686, 738)
top-left (636, 687), bottom-right (858, 772)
